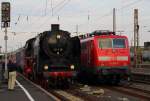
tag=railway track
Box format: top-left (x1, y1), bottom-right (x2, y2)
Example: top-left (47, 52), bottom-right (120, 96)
top-left (131, 79), bottom-right (150, 85)
top-left (107, 86), bottom-right (150, 100)
top-left (131, 66), bottom-right (150, 85)
top-left (49, 83), bottom-right (150, 101)
top-left (69, 82), bottom-right (150, 101)
top-left (131, 73), bottom-right (150, 84)
top-left (65, 87), bottom-right (103, 101)
top-left (48, 89), bottom-right (84, 101)
top-left (19, 73), bottom-right (85, 101)
top-left (19, 73), bottom-right (150, 101)
top-left (90, 81), bottom-right (150, 101)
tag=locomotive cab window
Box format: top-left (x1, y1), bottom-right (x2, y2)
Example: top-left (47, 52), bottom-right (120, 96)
top-left (99, 38), bottom-right (112, 49)
top-left (113, 38), bottom-right (126, 48)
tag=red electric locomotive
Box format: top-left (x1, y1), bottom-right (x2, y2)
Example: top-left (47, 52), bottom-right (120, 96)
top-left (79, 30), bottom-right (131, 84)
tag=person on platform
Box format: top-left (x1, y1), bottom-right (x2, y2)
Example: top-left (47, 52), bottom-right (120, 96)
top-left (0, 62), bottom-right (2, 88)
top-left (0, 61), bottom-right (5, 88)
top-left (2, 61), bottom-right (5, 81)
top-left (7, 60), bottom-right (17, 90)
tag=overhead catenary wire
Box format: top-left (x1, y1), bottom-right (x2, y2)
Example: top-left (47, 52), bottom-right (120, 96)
top-left (95, 0), bottom-right (143, 22)
top-left (32, 0), bottom-right (144, 33)
top-left (13, 0), bottom-right (71, 32)
top-left (5, 0), bottom-right (148, 52)
top-left (34, 0), bottom-right (71, 31)
top-left (45, 0), bottom-right (48, 16)
top-left (51, 0), bottom-right (53, 16)
top-left (45, 0), bottom-right (67, 16)
top-left (52, 0), bottom-right (71, 15)
top-left (15, 0), bottom-right (138, 30)
top-left (12, 0), bottom-right (146, 33)
top-left (12, 1), bottom-right (45, 31)
top-left (53, 0), bottom-right (66, 9)
top-left (79, 0), bottom-right (143, 30)
top-left (120, 0), bottom-right (143, 10)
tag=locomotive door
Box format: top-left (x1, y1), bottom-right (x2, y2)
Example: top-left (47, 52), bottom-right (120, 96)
top-left (87, 41), bottom-right (93, 67)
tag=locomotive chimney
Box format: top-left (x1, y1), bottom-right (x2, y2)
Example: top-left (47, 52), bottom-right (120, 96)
top-left (51, 24), bottom-right (60, 31)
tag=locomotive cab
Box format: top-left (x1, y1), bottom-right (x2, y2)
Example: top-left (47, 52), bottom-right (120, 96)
top-left (95, 36), bottom-right (131, 76)
top-left (96, 36), bottom-right (130, 66)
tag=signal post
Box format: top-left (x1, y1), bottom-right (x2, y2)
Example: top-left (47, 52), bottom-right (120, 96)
top-left (1, 2), bottom-right (11, 80)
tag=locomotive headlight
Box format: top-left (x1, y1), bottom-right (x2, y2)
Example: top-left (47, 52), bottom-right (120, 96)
top-left (56, 35), bottom-right (61, 39)
top-left (70, 65), bottom-right (75, 70)
top-left (44, 65), bottom-right (49, 70)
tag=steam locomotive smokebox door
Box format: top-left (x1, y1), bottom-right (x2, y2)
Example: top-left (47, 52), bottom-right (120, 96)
top-left (51, 24), bottom-right (60, 31)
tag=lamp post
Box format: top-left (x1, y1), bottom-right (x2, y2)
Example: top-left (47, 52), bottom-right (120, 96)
top-left (4, 26), bottom-right (8, 79)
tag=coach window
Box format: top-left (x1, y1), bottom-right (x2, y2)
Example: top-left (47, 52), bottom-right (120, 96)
top-left (99, 38), bottom-right (112, 49)
top-left (113, 38), bottom-right (126, 48)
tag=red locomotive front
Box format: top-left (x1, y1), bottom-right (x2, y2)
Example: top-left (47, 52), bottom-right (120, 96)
top-left (80, 30), bottom-right (131, 84)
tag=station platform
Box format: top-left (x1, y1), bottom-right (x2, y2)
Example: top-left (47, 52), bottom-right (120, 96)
top-left (0, 74), bottom-right (59, 101)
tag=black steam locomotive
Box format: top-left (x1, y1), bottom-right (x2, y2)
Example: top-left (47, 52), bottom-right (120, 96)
top-left (21, 24), bottom-right (80, 86)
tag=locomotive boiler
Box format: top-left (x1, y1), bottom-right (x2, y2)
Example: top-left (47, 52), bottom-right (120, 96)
top-left (23, 24), bottom-right (80, 86)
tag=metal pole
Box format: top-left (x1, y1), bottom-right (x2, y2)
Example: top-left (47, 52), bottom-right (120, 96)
top-left (134, 9), bottom-right (137, 68)
top-left (113, 8), bottom-right (116, 33)
top-left (134, 9), bottom-right (138, 68)
top-left (76, 24), bottom-right (78, 36)
top-left (88, 11), bottom-right (90, 33)
top-left (4, 25), bottom-right (8, 79)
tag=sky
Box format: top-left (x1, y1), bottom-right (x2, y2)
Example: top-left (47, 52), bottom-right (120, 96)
top-left (0, 0), bottom-right (150, 52)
